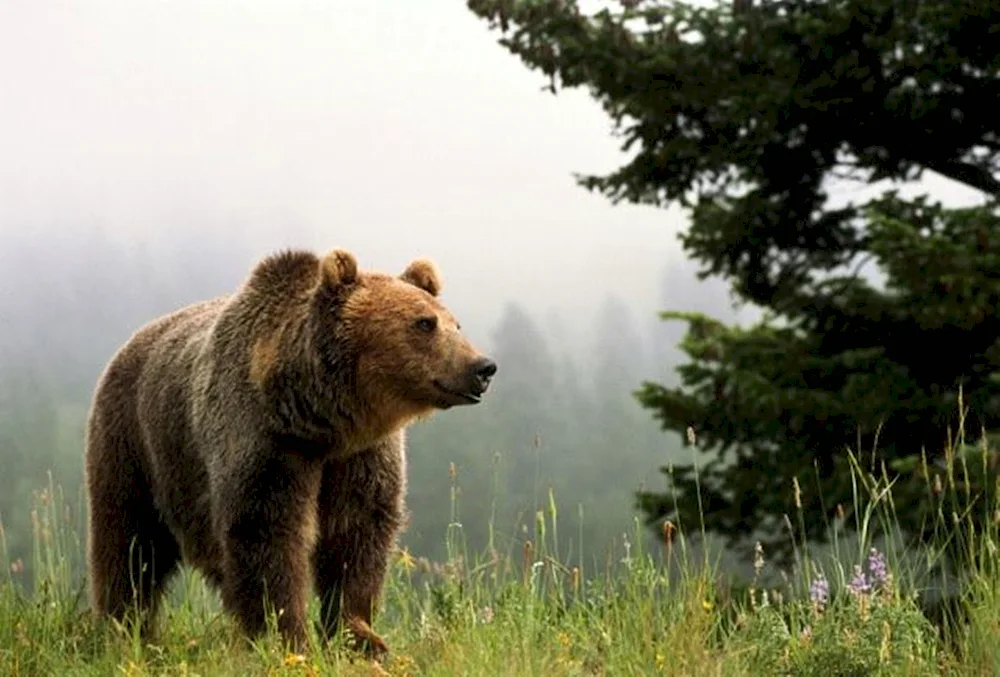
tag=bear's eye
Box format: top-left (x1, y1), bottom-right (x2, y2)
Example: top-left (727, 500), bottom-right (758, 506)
top-left (414, 316), bottom-right (437, 333)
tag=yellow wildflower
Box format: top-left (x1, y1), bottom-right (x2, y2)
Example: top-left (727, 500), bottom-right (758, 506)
top-left (283, 653), bottom-right (307, 666)
top-left (388, 653), bottom-right (418, 676)
top-left (397, 546), bottom-right (416, 572)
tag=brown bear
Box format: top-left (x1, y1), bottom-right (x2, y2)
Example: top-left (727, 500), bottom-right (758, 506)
top-left (83, 247), bottom-right (496, 659)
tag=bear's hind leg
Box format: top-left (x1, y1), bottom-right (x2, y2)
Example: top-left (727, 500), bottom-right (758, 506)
top-left (86, 455), bottom-right (181, 639)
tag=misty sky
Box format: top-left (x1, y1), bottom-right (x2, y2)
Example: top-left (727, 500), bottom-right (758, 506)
top-left (0, 0), bottom-right (986, 348)
top-left (0, 0), bottom-right (695, 347)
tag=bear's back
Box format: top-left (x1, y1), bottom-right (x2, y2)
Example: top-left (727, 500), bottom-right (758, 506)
top-left (91, 297), bottom-right (228, 435)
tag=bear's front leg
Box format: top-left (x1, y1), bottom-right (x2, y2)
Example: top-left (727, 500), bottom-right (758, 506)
top-left (340, 532), bottom-right (394, 660)
top-left (314, 523), bottom-right (395, 660)
top-left (313, 442), bottom-right (406, 661)
top-left (215, 449), bottom-right (323, 652)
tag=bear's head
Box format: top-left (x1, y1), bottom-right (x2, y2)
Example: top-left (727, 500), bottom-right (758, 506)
top-left (247, 247), bottom-right (496, 445)
top-left (323, 249), bottom-right (496, 411)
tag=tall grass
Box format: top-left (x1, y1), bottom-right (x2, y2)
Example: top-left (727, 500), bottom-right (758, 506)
top-left (1, 419), bottom-right (999, 676)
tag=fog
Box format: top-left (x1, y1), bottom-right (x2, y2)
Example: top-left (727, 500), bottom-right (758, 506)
top-left (0, 0), bottom-right (715, 350)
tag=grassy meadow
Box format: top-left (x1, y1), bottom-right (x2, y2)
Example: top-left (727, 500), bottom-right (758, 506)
top-left (2, 419), bottom-right (1000, 676)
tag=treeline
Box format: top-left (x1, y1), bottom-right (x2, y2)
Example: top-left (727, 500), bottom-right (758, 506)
top-left (403, 297), bottom-right (681, 567)
top-left (0, 231), bottom-right (741, 584)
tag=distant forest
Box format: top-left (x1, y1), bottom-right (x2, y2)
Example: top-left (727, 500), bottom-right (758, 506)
top-left (0, 228), bottom-right (744, 583)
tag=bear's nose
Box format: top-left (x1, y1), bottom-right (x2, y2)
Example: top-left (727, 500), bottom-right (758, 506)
top-left (472, 357), bottom-right (497, 392)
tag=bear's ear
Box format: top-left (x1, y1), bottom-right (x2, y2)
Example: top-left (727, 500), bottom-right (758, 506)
top-left (400, 258), bottom-right (442, 296)
top-left (320, 249), bottom-right (359, 288)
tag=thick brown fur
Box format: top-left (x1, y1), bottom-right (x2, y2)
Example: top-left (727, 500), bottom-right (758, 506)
top-left (83, 248), bottom-right (495, 659)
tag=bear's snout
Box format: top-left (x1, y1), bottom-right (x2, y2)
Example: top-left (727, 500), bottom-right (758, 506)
top-left (469, 357), bottom-right (497, 396)
top-left (431, 355), bottom-right (497, 407)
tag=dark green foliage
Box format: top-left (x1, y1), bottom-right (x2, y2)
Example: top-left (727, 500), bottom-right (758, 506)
top-left (466, 0), bottom-right (1000, 563)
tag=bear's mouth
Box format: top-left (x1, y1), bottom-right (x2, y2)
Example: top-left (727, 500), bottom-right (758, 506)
top-left (433, 380), bottom-right (482, 405)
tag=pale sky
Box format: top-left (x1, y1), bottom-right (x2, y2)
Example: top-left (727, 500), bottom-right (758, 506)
top-left (0, 0), bottom-right (692, 347)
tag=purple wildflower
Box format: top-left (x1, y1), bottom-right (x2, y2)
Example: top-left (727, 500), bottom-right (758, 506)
top-left (809, 575), bottom-right (829, 608)
top-left (848, 564), bottom-right (871, 596)
top-left (866, 548), bottom-right (888, 590)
